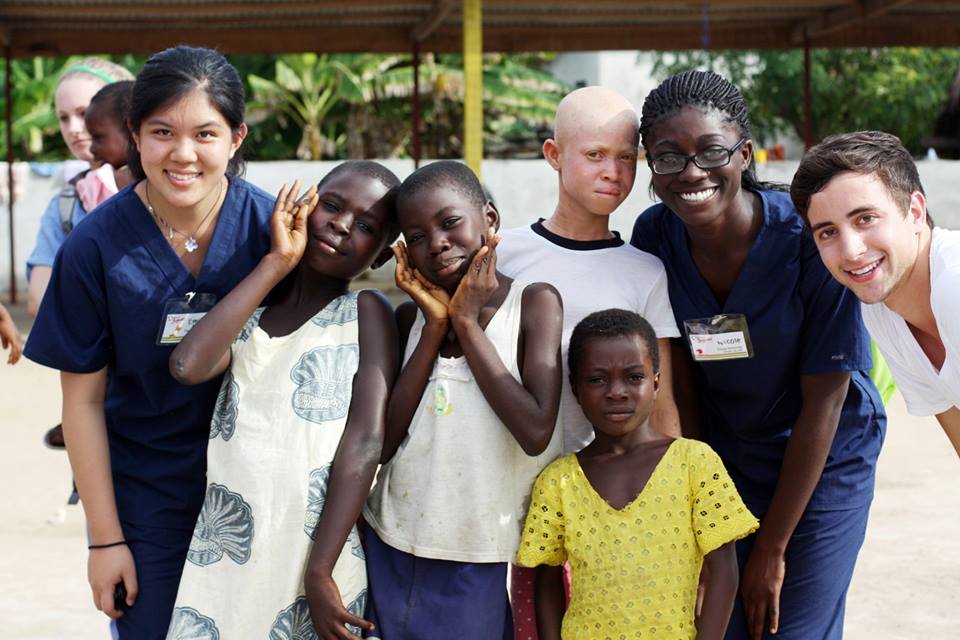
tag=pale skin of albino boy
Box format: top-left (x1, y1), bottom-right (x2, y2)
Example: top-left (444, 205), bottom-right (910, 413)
top-left (542, 87), bottom-right (681, 437)
top-left (807, 172), bottom-right (960, 455)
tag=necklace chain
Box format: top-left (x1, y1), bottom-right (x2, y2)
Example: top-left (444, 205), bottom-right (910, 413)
top-left (144, 179), bottom-right (224, 253)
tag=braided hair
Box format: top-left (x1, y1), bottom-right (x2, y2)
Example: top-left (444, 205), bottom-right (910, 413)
top-left (640, 70), bottom-right (784, 193)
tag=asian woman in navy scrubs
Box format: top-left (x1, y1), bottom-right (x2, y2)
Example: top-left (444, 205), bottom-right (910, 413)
top-left (631, 71), bottom-right (886, 640)
top-left (25, 46), bottom-right (276, 637)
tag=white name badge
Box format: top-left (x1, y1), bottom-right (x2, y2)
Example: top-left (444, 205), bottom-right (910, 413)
top-left (158, 312), bottom-right (207, 345)
top-left (683, 313), bottom-right (754, 362)
top-left (156, 292), bottom-right (217, 346)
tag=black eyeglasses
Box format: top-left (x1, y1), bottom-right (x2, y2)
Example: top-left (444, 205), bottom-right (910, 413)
top-left (648, 138), bottom-right (747, 175)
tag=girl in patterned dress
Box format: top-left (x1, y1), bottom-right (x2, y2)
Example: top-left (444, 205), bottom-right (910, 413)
top-left (516, 309), bottom-right (759, 640)
top-left (165, 161), bottom-right (401, 640)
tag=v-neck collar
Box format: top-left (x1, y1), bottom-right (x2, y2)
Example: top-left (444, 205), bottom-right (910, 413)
top-left (574, 439), bottom-right (679, 513)
top-left (671, 189), bottom-right (772, 315)
top-left (123, 176), bottom-right (241, 293)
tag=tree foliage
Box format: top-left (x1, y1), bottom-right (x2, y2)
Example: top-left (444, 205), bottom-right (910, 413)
top-left (2, 52), bottom-right (567, 162)
top-left (652, 48), bottom-right (960, 152)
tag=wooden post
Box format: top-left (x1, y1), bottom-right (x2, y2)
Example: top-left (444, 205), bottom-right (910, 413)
top-left (5, 47), bottom-right (15, 305)
top-left (462, 0), bottom-right (482, 177)
top-left (412, 41), bottom-right (422, 169)
top-left (803, 34), bottom-right (813, 151)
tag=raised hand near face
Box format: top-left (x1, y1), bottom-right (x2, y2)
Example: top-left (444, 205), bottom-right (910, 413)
top-left (448, 226), bottom-right (500, 323)
top-left (269, 179), bottom-right (319, 275)
top-left (393, 240), bottom-right (450, 325)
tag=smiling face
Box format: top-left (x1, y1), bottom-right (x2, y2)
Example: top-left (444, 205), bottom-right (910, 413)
top-left (572, 334), bottom-right (659, 440)
top-left (55, 76), bottom-right (106, 162)
top-left (398, 184), bottom-right (498, 292)
top-left (131, 88), bottom-right (246, 215)
top-left (807, 171), bottom-right (927, 306)
top-left (85, 103), bottom-right (130, 168)
top-left (646, 106), bottom-right (752, 227)
top-left (302, 171), bottom-right (395, 280)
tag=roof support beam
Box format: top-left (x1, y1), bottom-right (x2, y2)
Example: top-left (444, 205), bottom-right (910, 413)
top-left (791, 0), bottom-right (914, 43)
top-left (411, 0), bottom-right (458, 43)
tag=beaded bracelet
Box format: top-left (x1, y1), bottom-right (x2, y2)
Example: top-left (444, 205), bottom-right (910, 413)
top-left (88, 540), bottom-right (128, 550)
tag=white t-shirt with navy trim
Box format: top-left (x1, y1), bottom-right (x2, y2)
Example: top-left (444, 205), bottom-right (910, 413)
top-left (498, 220), bottom-right (680, 453)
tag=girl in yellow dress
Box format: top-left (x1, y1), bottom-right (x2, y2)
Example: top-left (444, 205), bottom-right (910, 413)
top-left (516, 309), bottom-right (759, 639)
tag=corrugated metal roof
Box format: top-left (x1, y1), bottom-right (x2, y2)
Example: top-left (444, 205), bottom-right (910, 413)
top-left (1, 0), bottom-right (958, 56)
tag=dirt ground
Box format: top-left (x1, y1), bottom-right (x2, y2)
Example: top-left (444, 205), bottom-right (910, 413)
top-left (0, 300), bottom-right (957, 638)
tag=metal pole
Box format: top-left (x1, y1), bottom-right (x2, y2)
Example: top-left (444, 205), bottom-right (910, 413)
top-left (5, 47), bottom-right (15, 305)
top-left (412, 41), bottom-right (421, 169)
top-left (803, 34), bottom-right (813, 151)
top-left (462, 0), bottom-right (482, 177)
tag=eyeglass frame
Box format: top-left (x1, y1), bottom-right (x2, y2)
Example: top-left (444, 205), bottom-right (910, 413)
top-left (647, 137), bottom-right (749, 176)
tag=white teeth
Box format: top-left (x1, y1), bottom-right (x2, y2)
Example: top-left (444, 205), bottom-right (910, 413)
top-left (678, 188), bottom-right (717, 202)
top-left (850, 260), bottom-right (880, 276)
top-left (167, 171), bottom-right (198, 181)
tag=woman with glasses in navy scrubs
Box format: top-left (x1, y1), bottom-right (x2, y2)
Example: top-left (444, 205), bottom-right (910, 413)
top-left (25, 46), bottom-right (277, 638)
top-left (630, 71), bottom-right (885, 640)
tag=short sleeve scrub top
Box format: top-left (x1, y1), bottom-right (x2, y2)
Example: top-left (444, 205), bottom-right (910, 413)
top-left (25, 176), bottom-right (274, 637)
top-left (631, 189), bottom-right (886, 640)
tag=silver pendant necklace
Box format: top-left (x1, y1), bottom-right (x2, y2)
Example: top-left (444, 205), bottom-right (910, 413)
top-left (144, 180), bottom-right (224, 253)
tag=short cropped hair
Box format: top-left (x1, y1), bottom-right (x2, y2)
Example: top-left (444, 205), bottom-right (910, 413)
top-left (791, 131), bottom-right (926, 224)
top-left (568, 309), bottom-right (660, 384)
top-left (88, 81), bottom-right (135, 129)
top-left (397, 160), bottom-right (487, 213)
top-left (319, 160), bottom-right (401, 243)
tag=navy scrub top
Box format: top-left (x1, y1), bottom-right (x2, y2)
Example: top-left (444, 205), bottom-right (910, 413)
top-left (631, 189), bottom-right (885, 512)
top-left (25, 176), bottom-right (274, 530)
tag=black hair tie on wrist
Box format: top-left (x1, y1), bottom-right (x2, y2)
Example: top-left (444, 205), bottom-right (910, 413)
top-left (88, 540), bottom-right (128, 550)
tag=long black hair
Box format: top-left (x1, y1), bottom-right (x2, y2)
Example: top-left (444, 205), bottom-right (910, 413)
top-left (640, 70), bottom-right (784, 193)
top-left (128, 46), bottom-right (246, 179)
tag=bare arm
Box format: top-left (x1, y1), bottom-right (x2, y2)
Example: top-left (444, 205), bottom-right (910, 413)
top-left (534, 564), bottom-right (565, 640)
top-left (696, 541), bottom-right (739, 639)
top-left (170, 181), bottom-right (316, 385)
top-left (381, 244), bottom-right (451, 463)
top-left (935, 406), bottom-right (960, 456)
top-left (650, 337), bottom-right (681, 437)
top-left (0, 303), bottom-right (23, 365)
top-left (305, 291), bottom-right (398, 638)
top-left (61, 368), bottom-right (138, 619)
top-left (454, 282), bottom-right (562, 455)
top-left (670, 338), bottom-right (702, 439)
top-left (27, 266), bottom-right (52, 319)
top-left (740, 371), bottom-right (850, 640)
top-left (448, 240), bottom-right (562, 455)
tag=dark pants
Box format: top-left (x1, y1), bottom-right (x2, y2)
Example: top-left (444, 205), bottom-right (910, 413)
top-left (111, 522), bottom-right (192, 639)
top-left (364, 524), bottom-right (513, 640)
top-left (725, 503), bottom-right (872, 640)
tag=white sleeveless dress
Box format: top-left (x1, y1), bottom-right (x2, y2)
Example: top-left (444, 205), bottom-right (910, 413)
top-left (364, 280), bottom-right (561, 563)
top-left (167, 291), bottom-right (367, 640)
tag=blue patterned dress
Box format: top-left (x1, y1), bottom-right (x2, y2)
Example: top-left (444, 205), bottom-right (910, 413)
top-left (167, 292), bottom-right (369, 640)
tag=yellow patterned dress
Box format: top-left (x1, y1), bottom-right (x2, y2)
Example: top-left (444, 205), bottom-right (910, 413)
top-left (516, 438), bottom-right (758, 640)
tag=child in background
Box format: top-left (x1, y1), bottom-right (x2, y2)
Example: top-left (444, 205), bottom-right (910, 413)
top-left (0, 303), bottom-right (23, 364)
top-left (362, 160), bottom-right (564, 639)
top-left (26, 59), bottom-right (133, 452)
top-left (166, 161), bottom-right (401, 639)
top-left (75, 81), bottom-right (136, 212)
top-left (27, 58), bottom-right (134, 319)
top-left (517, 309), bottom-right (758, 640)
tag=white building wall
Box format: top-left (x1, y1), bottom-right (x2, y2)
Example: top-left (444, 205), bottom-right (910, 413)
top-left (3, 159), bottom-right (959, 294)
